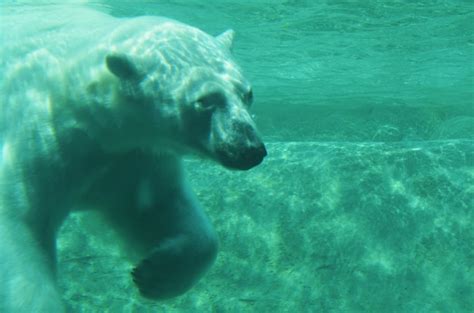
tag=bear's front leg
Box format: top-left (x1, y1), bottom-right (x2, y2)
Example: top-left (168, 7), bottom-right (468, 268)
top-left (98, 155), bottom-right (219, 300)
top-left (132, 230), bottom-right (217, 299)
top-left (127, 178), bottom-right (219, 300)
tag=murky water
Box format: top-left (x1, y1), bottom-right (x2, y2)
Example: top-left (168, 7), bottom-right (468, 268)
top-left (1, 1), bottom-right (473, 312)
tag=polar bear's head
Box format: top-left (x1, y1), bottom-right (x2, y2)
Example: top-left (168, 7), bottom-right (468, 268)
top-left (104, 20), bottom-right (266, 170)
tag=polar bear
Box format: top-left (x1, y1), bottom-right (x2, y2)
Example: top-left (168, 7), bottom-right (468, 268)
top-left (0, 5), bottom-right (266, 312)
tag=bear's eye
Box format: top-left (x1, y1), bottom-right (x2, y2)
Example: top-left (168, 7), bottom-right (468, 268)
top-left (195, 92), bottom-right (225, 112)
top-left (244, 89), bottom-right (253, 106)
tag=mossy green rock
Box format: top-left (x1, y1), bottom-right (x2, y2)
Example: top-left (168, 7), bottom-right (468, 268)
top-left (58, 140), bottom-right (473, 312)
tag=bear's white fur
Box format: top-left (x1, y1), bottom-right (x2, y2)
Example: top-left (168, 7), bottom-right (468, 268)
top-left (0, 5), bottom-right (266, 312)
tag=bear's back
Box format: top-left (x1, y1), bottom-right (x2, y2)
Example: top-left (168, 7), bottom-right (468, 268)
top-left (0, 6), bottom-right (177, 137)
top-left (1, 6), bottom-right (112, 62)
top-left (0, 5), bottom-right (180, 77)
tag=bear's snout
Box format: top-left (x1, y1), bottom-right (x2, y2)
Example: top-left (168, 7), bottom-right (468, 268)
top-left (210, 116), bottom-right (267, 170)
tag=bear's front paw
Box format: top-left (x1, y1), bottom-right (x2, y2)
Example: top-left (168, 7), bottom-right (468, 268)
top-left (132, 255), bottom-right (174, 299)
top-left (131, 238), bottom-right (204, 300)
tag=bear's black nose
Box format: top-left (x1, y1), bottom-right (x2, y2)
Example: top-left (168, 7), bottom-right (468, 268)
top-left (218, 143), bottom-right (267, 171)
top-left (250, 144), bottom-right (267, 167)
top-left (243, 144), bottom-right (267, 169)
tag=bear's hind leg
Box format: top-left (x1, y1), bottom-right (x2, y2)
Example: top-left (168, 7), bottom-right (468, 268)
top-left (0, 220), bottom-right (65, 313)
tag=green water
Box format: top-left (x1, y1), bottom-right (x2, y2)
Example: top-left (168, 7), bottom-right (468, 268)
top-left (4, 0), bottom-right (472, 312)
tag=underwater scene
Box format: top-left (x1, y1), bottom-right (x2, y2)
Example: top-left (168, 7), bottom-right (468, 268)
top-left (1, 0), bottom-right (473, 312)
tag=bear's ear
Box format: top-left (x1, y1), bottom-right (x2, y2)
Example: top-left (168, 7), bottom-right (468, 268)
top-left (216, 29), bottom-right (235, 51)
top-left (106, 53), bottom-right (140, 80)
